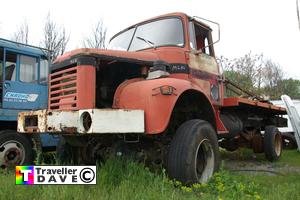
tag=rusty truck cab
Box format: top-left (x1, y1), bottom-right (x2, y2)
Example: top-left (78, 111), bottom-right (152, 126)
top-left (108, 13), bottom-right (222, 107)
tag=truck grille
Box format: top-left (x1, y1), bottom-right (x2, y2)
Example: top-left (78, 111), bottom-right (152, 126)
top-left (49, 66), bottom-right (78, 110)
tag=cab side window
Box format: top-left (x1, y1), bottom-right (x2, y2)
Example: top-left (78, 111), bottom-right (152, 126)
top-left (5, 52), bottom-right (17, 81)
top-left (189, 22), bottom-right (215, 56)
top-left (188, 21), bottom-right (219, 75)
top-left (194, 24), bottom-right (210, 55)
top-left (20, 55), bottom-right (38, 83)
top-left (189, 22), bottom-right (197, 49)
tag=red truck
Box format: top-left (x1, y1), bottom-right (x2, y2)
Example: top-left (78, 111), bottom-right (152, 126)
top-left (18, 12), bottom-right (287, 184)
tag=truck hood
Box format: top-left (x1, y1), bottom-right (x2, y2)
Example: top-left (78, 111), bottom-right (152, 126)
top-left (53, 48), bottom-right (160, 65)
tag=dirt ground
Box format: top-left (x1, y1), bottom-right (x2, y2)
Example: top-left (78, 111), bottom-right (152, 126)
top-left (222, 149), bottom-right (300, 175)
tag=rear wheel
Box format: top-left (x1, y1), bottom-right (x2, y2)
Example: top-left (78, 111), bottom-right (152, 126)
top-left (0, 130), bottom-right (34, 169)
top-left (264, 126), bottom-right (282, 161)
top-left (281, 132), bottom-right (297, 149)
top-left (167, 119), bottom-right (220, 184)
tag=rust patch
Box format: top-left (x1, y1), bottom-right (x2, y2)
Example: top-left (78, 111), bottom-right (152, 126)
top-left (47, 126), bottom-right (56, 132)
top-left (63, 127), bottom-right (78, 134)
top-left (189, 52), bottom-right (219, 75)
top-left (24, 126), bottom-right (39, 133)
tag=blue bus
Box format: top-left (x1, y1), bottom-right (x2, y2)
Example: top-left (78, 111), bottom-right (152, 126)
top-left (0, 38), bottom-right (58, 169)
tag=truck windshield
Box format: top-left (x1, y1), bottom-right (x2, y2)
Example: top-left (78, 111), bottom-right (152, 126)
top-left (108, 18), bottom-right (184, 51)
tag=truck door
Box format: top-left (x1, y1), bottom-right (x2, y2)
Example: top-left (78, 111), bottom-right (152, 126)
top-left (188, 21), bottom-right (222, 105)
top-left (2, 50), bottom-right (47, 110)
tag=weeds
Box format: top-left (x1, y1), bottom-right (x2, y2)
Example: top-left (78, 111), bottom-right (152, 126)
top-left (166, 168), bottom-right (261, 200)
top-left (1, 150), bottom-right (300, 200)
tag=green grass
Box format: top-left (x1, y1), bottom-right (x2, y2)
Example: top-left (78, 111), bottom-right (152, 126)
top-left (1, 150), bottom-right (300, 200)
top-left (279, 150), bottom-right (300, 166)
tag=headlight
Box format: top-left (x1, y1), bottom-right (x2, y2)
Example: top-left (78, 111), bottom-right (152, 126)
top-left (146, 61), bottom-right (170, 80)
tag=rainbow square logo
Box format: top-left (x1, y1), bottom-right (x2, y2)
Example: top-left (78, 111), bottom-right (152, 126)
top-left (16, 166), bottom-right (34, 185)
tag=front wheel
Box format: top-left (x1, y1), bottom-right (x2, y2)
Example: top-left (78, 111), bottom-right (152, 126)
top-left (0, 130), bottom-right (34, 169)
top-left (167, 119), bottom-right (220, 184)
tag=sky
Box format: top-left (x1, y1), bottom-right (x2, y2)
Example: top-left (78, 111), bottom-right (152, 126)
top-left (0, 0), bottom-right (299, 79)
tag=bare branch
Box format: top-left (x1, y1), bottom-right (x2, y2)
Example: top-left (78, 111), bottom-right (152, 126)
top-left (83, 20), bottom-right (107, 49)
top-left (41, 13), bottom-right (70, 62)
top-left (13, 20), bottom-right (29, 44)
top-left (59, 28), bottom-right (70, 56)
top-left (220, 52), bottom-right (264, 89)
top-left (263, 60), bottom-right (283, 88)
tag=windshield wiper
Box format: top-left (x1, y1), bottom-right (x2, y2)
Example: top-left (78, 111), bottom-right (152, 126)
top-left (136, 36), bottom-right (155, 48)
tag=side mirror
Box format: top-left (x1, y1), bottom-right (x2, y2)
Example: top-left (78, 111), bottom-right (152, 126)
top-left (192, 16), bottom-right (220, 45)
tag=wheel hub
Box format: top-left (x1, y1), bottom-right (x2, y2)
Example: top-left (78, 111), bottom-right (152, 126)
top-left (195, 139), bottom-right (215, 183)
top-left (0, 141), bottom-right (25, 168)
top-left (274, 133), bottom-right (282, 156)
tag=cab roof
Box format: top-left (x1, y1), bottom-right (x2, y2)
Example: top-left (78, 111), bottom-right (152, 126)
top-left (0, 38), bottom-right (48, 57)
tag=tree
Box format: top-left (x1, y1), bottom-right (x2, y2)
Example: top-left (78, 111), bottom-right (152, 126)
top-left (59, 28), bottom-right (68, 56)
top-left (218, 53), bottom-right (287, 99)
top-left (223, 70), bottom-right (252, 97)
top-left (262, 60), bottom-right (283, 98)
top-left (41, 14), bottom-right (69, 62)
top-left (263, 60), bottom-right (283, 88)
top-left (233, 52), bottom-right (264, 89)
top-left (218, 52), bottom-right (264, 95)
top-left (83, 20), bottom-right (107, 49)
top-left (13, 20), bottom-right (29, 44)
top-left (277, 78), bottom-right (300, 99)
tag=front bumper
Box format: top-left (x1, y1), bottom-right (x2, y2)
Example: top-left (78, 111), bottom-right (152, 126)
top-left (18, 109), bottom-right (145, 134)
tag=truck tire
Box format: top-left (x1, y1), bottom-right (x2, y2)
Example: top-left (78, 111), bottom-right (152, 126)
top-left (281, 132), bottom-right (297, 149)
top-left (0, 130), bottom-right (34, 169)
top-left (264, 126), bottom-right (282, 161)
top-left (167, 119), bottom-right (220, 184)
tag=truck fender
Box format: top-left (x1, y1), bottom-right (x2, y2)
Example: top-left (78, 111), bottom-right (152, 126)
top-left (113, 78), bottom-right (216, 134)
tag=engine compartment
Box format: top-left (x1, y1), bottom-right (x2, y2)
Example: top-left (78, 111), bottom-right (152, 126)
top-left (95, 60), bottom-right (147, 108)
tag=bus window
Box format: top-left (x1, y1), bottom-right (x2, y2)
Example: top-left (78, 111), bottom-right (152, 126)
top-left (5, 52), bottom-right (17, 81)
top-left (19, 55), bottom-right (38, 83)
